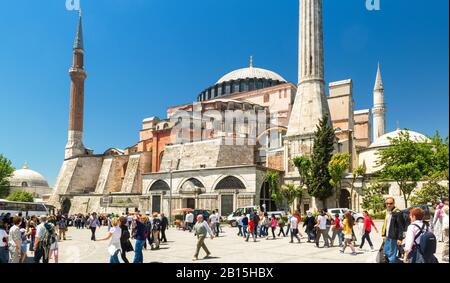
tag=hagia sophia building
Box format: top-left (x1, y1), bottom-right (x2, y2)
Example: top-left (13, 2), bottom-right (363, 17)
top-left (48, 0), bottom-right (433, 216)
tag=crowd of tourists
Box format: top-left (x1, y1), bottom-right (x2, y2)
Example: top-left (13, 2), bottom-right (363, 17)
top-left (233, 196), bottom-right (449, 263)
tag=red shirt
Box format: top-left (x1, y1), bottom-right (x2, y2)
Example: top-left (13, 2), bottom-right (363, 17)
top-left (294, 215), bottom-right (301, 224)
top-left (333, 217), bottom-right (342, 230)
top-left (248, 220), bottom-right (255, 232)
top-left (363, 216), bottom-right (375, 232)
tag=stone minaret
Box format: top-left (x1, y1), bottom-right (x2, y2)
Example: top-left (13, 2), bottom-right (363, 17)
top-left (65, 12), bottom-right (87, 159)
top-left (287, 0), bottom-right (330, 137)
top-left (372, 63), bottom-right (386, 141)
top-left (285, 0), bottom-right (331, 175)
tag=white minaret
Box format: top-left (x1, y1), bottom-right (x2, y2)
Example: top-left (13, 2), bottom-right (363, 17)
top-left (372, 63), bottom-right (386, 141)
top-left (286, 0), bottom-right (330, 137)
top-left (285, 0), bottom-right (331, 176)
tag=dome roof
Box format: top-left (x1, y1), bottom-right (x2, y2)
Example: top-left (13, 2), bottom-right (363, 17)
top-left (216, 66), bottom-right (286, 84)
top-left (369, 129), bottom-right (430, 148)
top-left (9, 164), bottom-right (50, 188)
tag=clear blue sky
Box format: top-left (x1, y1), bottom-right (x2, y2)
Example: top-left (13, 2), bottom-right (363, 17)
top-left (0, 0), bottom-right (448, 186)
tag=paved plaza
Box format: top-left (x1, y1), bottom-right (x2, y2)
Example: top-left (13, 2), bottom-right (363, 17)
top-left (19, 220), bottom-right (441, 263)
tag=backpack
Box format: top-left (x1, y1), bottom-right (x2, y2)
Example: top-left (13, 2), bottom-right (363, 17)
top-left (42, 223), bottom-right (56, 248)
top-left (409, 223), bottom-right (438, 263)
top-left (153, 219), bottom-right (161, 231)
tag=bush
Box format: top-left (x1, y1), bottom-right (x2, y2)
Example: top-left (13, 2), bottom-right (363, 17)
top-left (370, 211), bottom-right (386, 220)
top-left (7, 190), bottom-right (34, 202)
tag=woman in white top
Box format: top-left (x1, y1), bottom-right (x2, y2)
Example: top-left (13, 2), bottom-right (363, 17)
top-left (97, 218), bottom-right (122, 263)
top-left (403, 208), bottom-right (430, 263)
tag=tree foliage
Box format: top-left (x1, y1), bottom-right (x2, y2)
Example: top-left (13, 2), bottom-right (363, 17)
top-left (0, 154), bottom-right (15, 198)
top-left (281, 183), bottom-right (306, 213)
top-left (309, 114), bottom-right (336, 207)
top-left (350, 165), bottom-right (366, 210)
top-left (376, 130), bottom-right (435, 208)
top-left (328, 153), bottom-right (350, 208)
top-left (410, 178), bottom-right (449, 206)
top-left (293, 156), bottom-right (312, 190)
top-left (7, 190), bottom-right (34, 203)
top-left (265, 171), bottom-right (283, 207)
top-left (361, 181), bottom-right (390, 213)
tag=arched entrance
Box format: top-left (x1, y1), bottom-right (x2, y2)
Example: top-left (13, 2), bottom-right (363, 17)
top-left (149, 180), bottom-right (170, 213)
top-left (260, 182), bottom-right (277, 212)
top-left (215, 176), bottom-right (246, 216)
top-left (61, 198), bottom-right (71, 215)
top-left (339, 189), bottom-right (350, 209)
top-left (179, 178), bottom-right (206, 210)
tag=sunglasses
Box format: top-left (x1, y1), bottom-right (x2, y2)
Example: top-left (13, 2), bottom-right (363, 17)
top-left (385, 203), bottom-right (394, 205)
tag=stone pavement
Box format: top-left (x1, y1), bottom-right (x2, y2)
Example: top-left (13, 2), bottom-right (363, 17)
top-left (35, 220), bottom-right (443, 263)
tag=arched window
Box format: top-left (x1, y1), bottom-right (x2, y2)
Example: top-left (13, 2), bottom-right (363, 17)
top-left (21, 182), bottom-right (28, 187)
top-left (180, 178), bottom-right (205, 194)
top-left (158, 151), bottom-right (164, 171)
top-left (149, 180), bottom-right (170, 192)
top-left (215, 176), bottom-right (246, 190)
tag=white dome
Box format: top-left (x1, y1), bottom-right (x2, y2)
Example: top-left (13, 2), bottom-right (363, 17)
top-left (369, 129), bottom-right (430, 148)
top-left (216, 66), bottom-right (286, 84)
top-left (9, 165), bottom-right (50, 188)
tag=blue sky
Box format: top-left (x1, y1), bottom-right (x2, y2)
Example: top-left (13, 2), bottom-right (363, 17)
top-left (0, 0), bottom-right (448, 186)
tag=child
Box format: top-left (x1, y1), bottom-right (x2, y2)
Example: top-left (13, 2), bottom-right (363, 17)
top-left (245, 218), bottom-right (256, 242)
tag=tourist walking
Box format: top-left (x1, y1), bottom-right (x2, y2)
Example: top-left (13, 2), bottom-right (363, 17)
top-left (289, 212), bottom-right (301, 243)
top-left (382, 197), bottom-right (406, 263)
top-left (245, 217), bottom-right (257, 242)
top-left (57, 215), bottom-right (68, 241)
top-left (8, 216), bottom-right (22, 263)
top-left (403, 207), bottom-right (438, 263)
top-left (87, 212), bottom-right (100, 241)
top-left (34, 215), bottom-right (55, 263)
top-left (303, 211), bottom-right (316, 242)
top-left (441, 197), bottom-right (449, 262)
top-left (267, 215), bottom-right (277, 240)
top-left (277, 216), bottom-right (286, 237)
top-left (160, 213), bottom-right (169, 243)
top-left (0, 221), bottom-right (8, 263)
top-left (96, 217), bottom-right (122, 263)
top-left (242, 213), bottom-right (248, 238)
top-left (193, 215), bottom-right (214, 261)
top-left (237, 213), bottom-right (243, 237)
top-left (315, 210), bottom-right (330, 248)
top-left (359, 211), bottom-right (379, 251)
top-left (185, 211), bottom-right (194, 232)
top-left (19, 228), bottom-right (29, 263)
top-left (152, 213), bottom-right (162, 250)
top-left (434, 203), bottom-right (444, 242)
top-left (48, 230), bottom-right (59, 263)
top-left (330, 213), bottom-right (343, 247)
top-left (27, 216), bottom-right (37, 253)
top-left (340, 211), bottom-right (357, 255)
top-left (133, 214), bottom-right (147, 263)
top-left (212, 210), bottom-right (220, 237)
top-left (119, 216), bottom-right (133, 263)
top-left (252, 211), bottom-right (260, 238)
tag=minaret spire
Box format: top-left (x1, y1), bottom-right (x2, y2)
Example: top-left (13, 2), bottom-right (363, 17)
top-left (73, 10), bottom-right (84, 50)
top-left (249, 55), bottom-right (253, 68)
top-left (65, 12), bottom-right (87, 159)
top-left (372, 62), bottom-right (387, 141)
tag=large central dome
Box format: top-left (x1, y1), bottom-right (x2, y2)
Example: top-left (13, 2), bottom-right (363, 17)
top-left (216, 66), bottom-right (287, 85)
top-left (197, 59), bottom-right (288, 102)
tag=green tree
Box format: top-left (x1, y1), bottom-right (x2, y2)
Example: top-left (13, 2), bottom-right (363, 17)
top-left (410, 178), bottom-right (449, 206)
top-left (361, 181), bottom-right (390, 213)
top-left (0, 154), bottom-right (15, 198)
top-left (309, 114), bottom-right (336, 208)
top-left (265, 171), bottom-right (282, 208)
top-left (281, 183), bottom-right (306, 213)
top-left (328, 153), bottom-right (350, 208)
top-left (376, 130), bottom-right (433, 208)
top-left (350, 165), bottom-right (366, 210)
top-left (429, 132), bottom-right (449, 179)
top-left (7, 190), bottom-right (34, 203)
top-left (293, 156), bottom-right (312, 190)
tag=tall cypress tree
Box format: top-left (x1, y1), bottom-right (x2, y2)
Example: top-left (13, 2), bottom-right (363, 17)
top-left (309, 114), bottom-right (336, 208)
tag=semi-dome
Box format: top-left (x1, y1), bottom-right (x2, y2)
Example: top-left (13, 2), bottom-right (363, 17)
top-left (369, 129), bottom-right (430, 148)
top-left (9, 164), bottom-right (50, 188)
top-left (216, 66), bottom-right (286, 85)
top-left (197, 58), bottom-right (288, 102)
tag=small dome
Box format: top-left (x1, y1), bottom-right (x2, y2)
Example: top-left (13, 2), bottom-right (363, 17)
top-left (217, 66), bottom-right (286, 84)
top-left (9, 164), bottom-right (50, 188)
top-left (369, 129), bottom-right (430, 148)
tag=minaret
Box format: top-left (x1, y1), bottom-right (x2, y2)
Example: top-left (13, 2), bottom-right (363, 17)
top-left (65, 11), bottom-right (87, 159)
top-left (286, 0), bottom-right (330, 138)
top-left (372, 63), bottom-right (386, 141)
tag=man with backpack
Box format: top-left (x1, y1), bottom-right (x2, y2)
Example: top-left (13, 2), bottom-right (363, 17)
top-left (403, 207), bottom-right (438, 263)
top-left (33, 215), bottom-right (56, 263)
